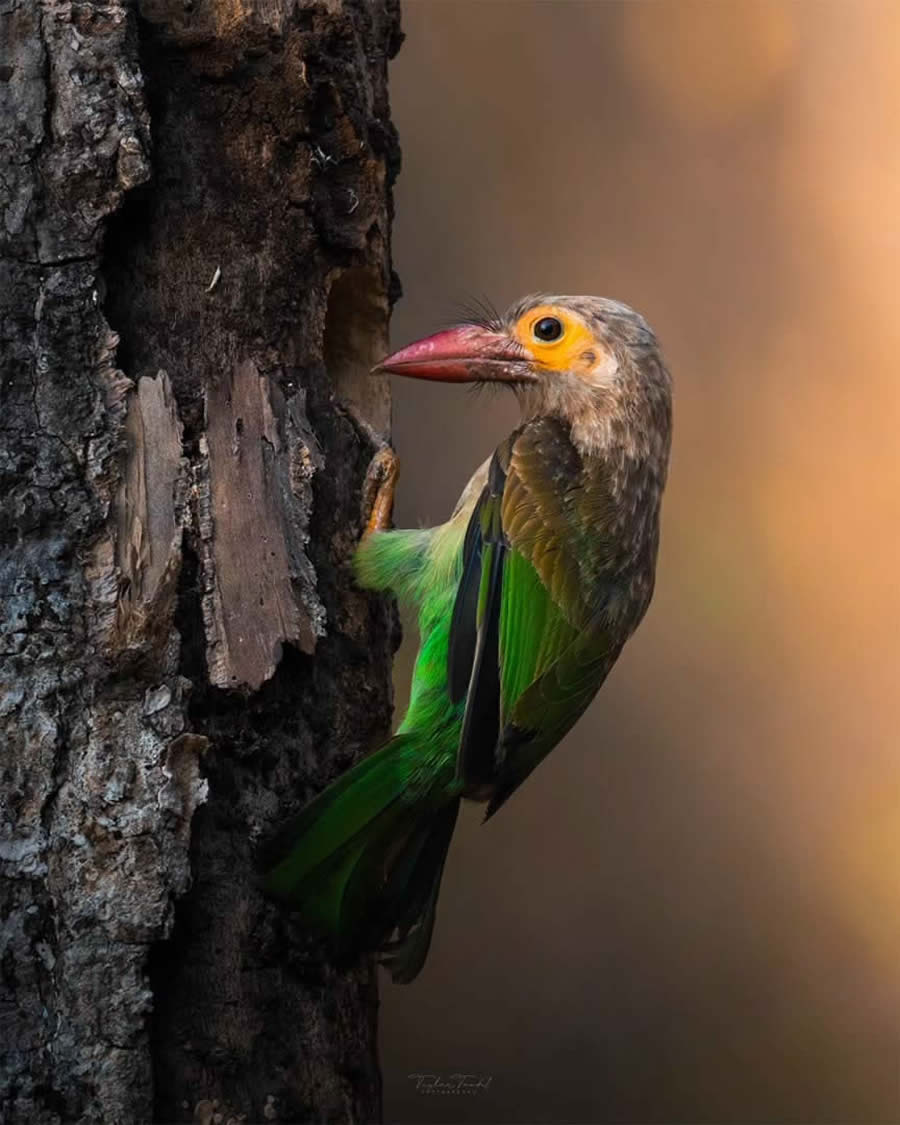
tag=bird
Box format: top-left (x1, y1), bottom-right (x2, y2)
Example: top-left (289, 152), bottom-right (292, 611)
top-left (264, 294), bottom-right (672, 982)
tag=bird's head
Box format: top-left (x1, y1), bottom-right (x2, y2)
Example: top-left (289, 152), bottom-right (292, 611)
top-left (373, 294), bottom-right (671, 455)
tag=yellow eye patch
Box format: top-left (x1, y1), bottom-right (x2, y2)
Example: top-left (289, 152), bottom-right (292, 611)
top-left (512, 305), bottom-right (601, 374)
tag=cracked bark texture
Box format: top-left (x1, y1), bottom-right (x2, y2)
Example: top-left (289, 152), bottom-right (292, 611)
top-left (0, 0), bottom-right (402, 1121)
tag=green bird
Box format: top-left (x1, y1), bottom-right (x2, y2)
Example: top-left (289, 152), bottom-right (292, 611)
top-left (265, 294), bottom-right (672, 982)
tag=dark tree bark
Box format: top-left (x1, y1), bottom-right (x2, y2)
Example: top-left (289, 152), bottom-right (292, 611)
top-left (0, 0), bottom-right (402, 1121)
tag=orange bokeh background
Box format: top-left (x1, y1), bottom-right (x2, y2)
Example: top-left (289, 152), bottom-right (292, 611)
top-left (380, 3), bottom-right (900, 1121)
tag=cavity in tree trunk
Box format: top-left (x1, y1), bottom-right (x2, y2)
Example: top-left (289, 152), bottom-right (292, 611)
top-left (0, 0), bottom-right (402, 1121)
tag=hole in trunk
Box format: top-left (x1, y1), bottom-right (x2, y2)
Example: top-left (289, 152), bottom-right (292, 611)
top-left (323, 267), bottom-right (390, 435)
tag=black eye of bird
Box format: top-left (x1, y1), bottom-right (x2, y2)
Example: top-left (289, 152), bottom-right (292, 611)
top-left (533, 316), bottom-right (564, 342)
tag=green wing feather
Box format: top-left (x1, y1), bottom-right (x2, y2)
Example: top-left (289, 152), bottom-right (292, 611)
top-left (452, 417), bottom-right (626, 813)
top-left (498, 548), bottom-right (579, 717)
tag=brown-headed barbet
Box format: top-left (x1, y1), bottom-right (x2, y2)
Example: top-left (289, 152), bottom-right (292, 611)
top-left (265, 295), bottom-right (672, 982)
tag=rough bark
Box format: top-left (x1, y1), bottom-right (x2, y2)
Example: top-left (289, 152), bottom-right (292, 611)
top-left (0, 0), bottom-right (402, 1121)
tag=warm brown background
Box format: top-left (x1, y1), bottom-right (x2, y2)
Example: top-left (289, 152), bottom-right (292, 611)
top-left (378, 3), bottom-right (900, 1122)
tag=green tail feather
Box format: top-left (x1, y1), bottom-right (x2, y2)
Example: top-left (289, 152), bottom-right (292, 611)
top-left (263, 735), bottom-right (458, 982)
top-left (376, 799), bottom-right (460, 983)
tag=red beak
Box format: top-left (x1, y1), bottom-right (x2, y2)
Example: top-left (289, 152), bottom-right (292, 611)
top-left (372, 324), bottom-right (535, 384)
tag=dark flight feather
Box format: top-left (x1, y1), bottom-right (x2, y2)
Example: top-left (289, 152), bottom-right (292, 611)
top-left (453, 451), bottom-right (510, 788)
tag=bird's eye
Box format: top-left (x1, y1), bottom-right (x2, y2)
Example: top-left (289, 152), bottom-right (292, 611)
top-left (533, 316), bottom-right (564, 343)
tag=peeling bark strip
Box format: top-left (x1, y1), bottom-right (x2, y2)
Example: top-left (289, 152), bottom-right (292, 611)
top-left (114, 369), bottom-right (187, 658)
top-left (201, 359), bottom-right (325, 692)
top-left (1, 0), bottom-right (402, 1122)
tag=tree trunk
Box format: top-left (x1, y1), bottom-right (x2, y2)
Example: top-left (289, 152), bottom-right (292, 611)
top-left (0, 0), bottom-right (402, 1121)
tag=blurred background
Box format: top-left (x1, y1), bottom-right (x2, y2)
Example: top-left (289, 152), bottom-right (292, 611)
top-left (379, 2), bottom-right (900, 1122)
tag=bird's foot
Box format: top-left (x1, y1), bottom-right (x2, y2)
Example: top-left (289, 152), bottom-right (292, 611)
top-left (361, 445), bottom-right (399, 537)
